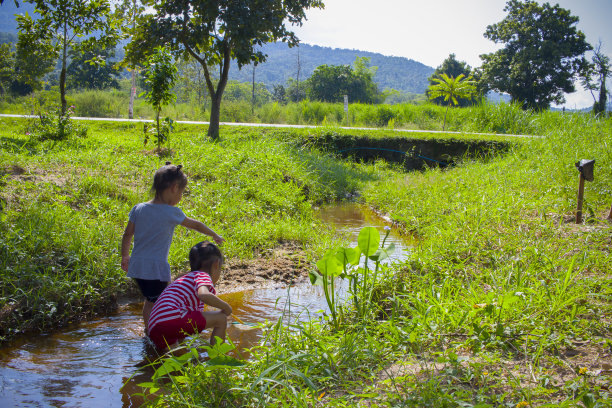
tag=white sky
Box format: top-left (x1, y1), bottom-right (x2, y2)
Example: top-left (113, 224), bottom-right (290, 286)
top-left (292, 0), bottom-right (612, 109)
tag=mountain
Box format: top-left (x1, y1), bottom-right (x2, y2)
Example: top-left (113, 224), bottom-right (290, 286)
top-left (229, 42), bottom-right (434, 94)
top-left (1, 5), bottom-right (433, 95)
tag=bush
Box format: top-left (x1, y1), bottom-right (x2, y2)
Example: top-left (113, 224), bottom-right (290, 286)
top-left (27, 106), bottom-right (87, 141)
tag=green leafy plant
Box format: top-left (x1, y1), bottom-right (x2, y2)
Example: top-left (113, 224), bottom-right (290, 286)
top-left (309, 226), bottom-right (395, 328)
top-left (27, 104), bottom-right (87, 141)
top-left (140, 46), bottom-right (177, 151)
top-left (428, 73), bottom-right (477, 130)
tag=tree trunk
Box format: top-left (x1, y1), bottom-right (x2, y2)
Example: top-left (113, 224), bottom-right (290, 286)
top-left (128, 69), bottom-right (136, 119)
top-left (595, 79), bottom-right (607, 115)
top-left (156, 110), bottom-right (161, 150)
top-left (443, 104), bottom-right (449, 131)
top-left (208, 95), bottom-right (221, 140)
top-left (60, 21), bottom-right (68, 115)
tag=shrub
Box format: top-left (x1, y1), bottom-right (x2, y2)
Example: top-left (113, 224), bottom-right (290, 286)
top-left (27, 105), bottom-right (87, 141)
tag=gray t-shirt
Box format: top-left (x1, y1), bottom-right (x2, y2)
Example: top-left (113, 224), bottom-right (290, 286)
top-left (127, 202), bottom-right (186, 281)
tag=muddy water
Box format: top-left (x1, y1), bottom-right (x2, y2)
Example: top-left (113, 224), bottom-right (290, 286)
top-left (0, 203), bottom-right (411, 407)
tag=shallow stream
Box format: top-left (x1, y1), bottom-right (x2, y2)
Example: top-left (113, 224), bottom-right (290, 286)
top-left (0, 203), bottom-right (412, 407)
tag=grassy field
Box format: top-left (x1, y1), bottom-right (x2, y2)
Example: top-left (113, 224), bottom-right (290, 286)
top-left (1, 103), bottom-right (611, 406)
top-left (1, 87), bottom-right (548, 135)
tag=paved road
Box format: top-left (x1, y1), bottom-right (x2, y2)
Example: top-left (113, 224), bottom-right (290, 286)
top-left (0, 113), bottom-right (538, 139)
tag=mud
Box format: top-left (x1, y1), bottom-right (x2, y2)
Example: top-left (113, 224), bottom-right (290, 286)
top-left (216, 241), bottom-right (310, 293)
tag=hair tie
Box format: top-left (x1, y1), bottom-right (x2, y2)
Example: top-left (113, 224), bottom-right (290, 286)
top-left (177, 165), bottom-right (182, 171)
top-left (165, 161), bottom-right (171, 166)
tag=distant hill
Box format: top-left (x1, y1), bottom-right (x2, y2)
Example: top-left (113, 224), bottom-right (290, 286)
top-left (1, 5), bottom-right (434, 95)
top-left (230, 42), bottom-right (434, 94)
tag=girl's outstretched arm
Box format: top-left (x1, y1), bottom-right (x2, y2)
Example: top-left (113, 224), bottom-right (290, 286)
top-left (121, 221), bottom-right (135, 272)
top-left (181, 217), bottom-right (225, 244)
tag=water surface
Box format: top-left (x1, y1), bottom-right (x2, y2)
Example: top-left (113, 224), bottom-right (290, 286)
top-left (0, 202), bottom-right (411, 407)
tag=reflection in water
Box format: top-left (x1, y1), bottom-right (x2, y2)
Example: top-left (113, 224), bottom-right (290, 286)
top-left (0, 202), bottom-right (412, 407)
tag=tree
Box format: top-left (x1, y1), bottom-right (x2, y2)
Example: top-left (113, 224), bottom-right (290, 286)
top-left (306, 57), bottom-right (381, 103)
top-left (307, 64), bottom-right (353, 102)
top-left (428, 73), bottom-right (476, 130)
top-left (428, 54), bottom-right (478, 107)
top-left (141, 47), bottom-right (177, 151)
top-left (13, 15), bottom-right (55, 94)
top-left (0, 44), bottom-right (15, 97)
top-left (17, 0), bottom-right (119, 114)
top-left (114, 0), bottom-right (145, 119)
top-left (67, 44), bottom-right (121, 90)
top-left (581, 42), bottom-right (610, 116)
top-left (272, 84), bottom-right (287, 104)
top-left (479, 0), bottom-right (591, 110)
top-left (127, 0), bottom-right (323, 140)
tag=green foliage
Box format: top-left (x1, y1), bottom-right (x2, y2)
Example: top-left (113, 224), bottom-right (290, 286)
top-left (67, 43), bottom-right (121, 91)
top-left (310, 226), bottom-right (395, 328)
top-left (428, 53), bottom-right (479, 107)
top-left (140, 47), bottom-right (177, 150)
top-left (127, 0), bottom-right (324, 139)
top-left (480, 0), bottom-right (591, 110)
top-left (306, 57), bottom-right (383, 104)
top-left (580, 42), bottom-right (610, 116)
top-left (26, 105), bottom-right (88, 141)
top-left (428, 73), bottom-right (477, 130)
top-left (16, 0), bottom-right (120, 113)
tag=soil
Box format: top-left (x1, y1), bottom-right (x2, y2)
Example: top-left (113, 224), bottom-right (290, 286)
top-left (215, 241), bottom-right (311, 293)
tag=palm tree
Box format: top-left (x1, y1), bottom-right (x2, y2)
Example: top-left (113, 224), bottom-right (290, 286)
top-left (428, 73), bottom-right (477, 130)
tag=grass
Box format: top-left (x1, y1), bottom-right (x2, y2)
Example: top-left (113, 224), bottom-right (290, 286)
top-left (130, 108), bottom-right (611, 407)
top-left (1, 87), bottom-right (547, 135)
top-left (1, 102), bottom-right (611, 406)
top-left (0, 117), bottom-right (392, 341)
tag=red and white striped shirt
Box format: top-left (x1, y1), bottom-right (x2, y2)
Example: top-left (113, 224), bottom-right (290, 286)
top-left (148, 271), bottom-right (216, 333)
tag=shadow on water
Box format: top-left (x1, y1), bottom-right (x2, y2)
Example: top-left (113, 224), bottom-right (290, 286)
top-left (0, 202), bottom-right (413, 407)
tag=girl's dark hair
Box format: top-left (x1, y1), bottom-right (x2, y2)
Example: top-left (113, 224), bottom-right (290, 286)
top-left (189, 241), bottom-right (224, 271)
top-left (151, 162), bottom-right (188, 197)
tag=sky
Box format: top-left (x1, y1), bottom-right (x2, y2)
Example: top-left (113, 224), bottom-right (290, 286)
top-left (291, 0), bottom-right (612, 109)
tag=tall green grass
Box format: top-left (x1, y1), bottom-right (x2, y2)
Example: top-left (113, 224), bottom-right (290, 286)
top-left (132, 110), bottom-right (611, 407)
top-left (0, 118), bottom-right (390, 341)
top-left (0, 87), bottom-right (566, 135)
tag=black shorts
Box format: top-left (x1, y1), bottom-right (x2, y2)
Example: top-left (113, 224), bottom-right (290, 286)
top-left (134, 278), bottom-right (168, 303)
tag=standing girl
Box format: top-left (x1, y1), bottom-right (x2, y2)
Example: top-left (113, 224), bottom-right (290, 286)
top-left (121, 162), bottom-right (224, 331)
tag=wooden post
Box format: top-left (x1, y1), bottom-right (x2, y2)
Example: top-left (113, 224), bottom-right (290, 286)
top-left (576, 174), bottom-right (585, 224)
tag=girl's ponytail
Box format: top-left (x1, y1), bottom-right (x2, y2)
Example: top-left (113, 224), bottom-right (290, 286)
top-left (151, 162), bottom-right (188, 197)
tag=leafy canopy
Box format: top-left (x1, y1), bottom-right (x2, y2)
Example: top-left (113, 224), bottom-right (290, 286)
top-left (479, 0), bottom-right (591, 110)
top-left (17, 0), bottom-right (119, 112)
top-left (306, 57), bottom-right (382, 103)
top-left (127, 0), bottom-right (324, 139)
top-left (428, 73), bottom-right (477, 130)
top-left (428, 54), bottom-right (478, 107)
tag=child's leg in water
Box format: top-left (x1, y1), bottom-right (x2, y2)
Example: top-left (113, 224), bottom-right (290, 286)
top-left (202, 311), bottom-right (228, 345)
top-left (143, 300), bottom-right (154, 332)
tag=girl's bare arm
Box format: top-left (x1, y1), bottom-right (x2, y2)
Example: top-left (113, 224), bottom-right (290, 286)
top-left (181, 217), bottom-right (225, 244)
top-left (121, 221), bottom-right (135, 272)
top-left (198, 286), bottom-right (232, 315)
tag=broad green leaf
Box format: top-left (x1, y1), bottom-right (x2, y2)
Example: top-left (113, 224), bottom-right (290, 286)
top-left (317, 255), bottom-right (342, 277)
top-left (358, 227), bottom-right (380, 256)
top-left (309, 270), bottom-right (323, 286)
top-left (335, 247), bottom-right (360, 266)
top-left (207, 340), bottom-right (235, 359)
top-left (370, 242), bottom-right (396, 262)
